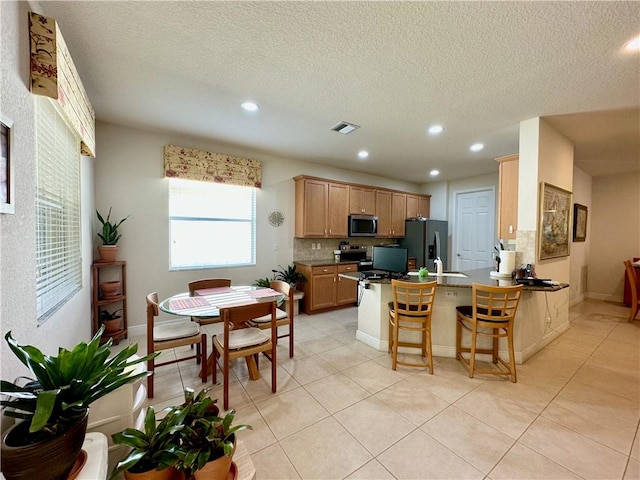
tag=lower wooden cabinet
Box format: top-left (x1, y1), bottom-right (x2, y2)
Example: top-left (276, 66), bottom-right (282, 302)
top-left (296, 262), bottom-right (358, 314)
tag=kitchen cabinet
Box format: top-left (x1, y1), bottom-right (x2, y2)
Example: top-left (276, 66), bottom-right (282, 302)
top-left (376, 191), bottom-right (406, 238)
top-left (92, 260), bottom-right (127, 344)
top-left (496, 154), bottom-right (518, 240)
top-left (349, 186), bottom-right (376, 215)
top-left (406, 194), bottom-right (430, 219)
top-left (295, 177), bottom-right (348, 237)
top-left (296, 262), bottom-right (358, 314)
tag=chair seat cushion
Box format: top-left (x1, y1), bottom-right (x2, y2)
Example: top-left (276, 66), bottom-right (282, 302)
top-left (224, 327), bottom-right (270, 349)
top-left (456, 305), bottom-right (506, 321)
top-left (251, 308), bottom-right (288, 323)
top-left (388, 302), bottom-right (429, 313)
top-left (154, 318), bottom-right (200, 341)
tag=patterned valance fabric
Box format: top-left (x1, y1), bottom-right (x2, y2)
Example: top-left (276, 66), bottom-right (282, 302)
top-left (29, 12), bottom-right (96, 157)
top-left (163, 145), bottom-right (262, 188)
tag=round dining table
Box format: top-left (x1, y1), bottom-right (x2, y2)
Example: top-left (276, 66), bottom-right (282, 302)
top-left (159, 285), bottom-right (285, 380)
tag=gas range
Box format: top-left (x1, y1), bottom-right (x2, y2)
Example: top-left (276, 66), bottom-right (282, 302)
top-left (339, 245), bottom-right (372, 271)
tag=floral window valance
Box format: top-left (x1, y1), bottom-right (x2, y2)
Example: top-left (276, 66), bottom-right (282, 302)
top-left (163, 145), bottom-right (262, 188)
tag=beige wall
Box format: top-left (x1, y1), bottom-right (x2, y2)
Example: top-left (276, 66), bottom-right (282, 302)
top-left (588, 172), bottom-right (640, 302)
top-left (95, 122), bottom-right (420, 331)
top-left (570, 167), bottom-right (592, 306)
top-left (1, 1), bottom-right (95, 379)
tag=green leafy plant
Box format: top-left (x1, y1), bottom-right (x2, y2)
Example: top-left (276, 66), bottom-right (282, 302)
top-left (176, 388), bottom-right (250, 475)
top-left (0, 326), bottom-right (156, 443)
top-left (271, 264), bottom-right (306, 287)
top-left (96, 207), bottom-right (129, 245)
top-left (99, 308), bottom-right (122, 322)
top-left (253, 277), bottom-right (271, 288)
top-left (109, 405), bottom-right (187, 478)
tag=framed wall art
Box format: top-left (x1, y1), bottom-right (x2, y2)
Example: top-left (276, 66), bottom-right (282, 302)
top-left (573, 203), bottom-right (588, 242)
top-left (1, 115), bottom-right (14, 214)
top-left (538, 182), bottom-right (572, 260)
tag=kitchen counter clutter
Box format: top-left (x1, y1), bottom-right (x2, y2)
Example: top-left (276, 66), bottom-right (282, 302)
top-left (344, 266), bottom-right (570, 365)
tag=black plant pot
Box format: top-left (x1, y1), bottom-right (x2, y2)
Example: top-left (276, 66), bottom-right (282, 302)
top-left (1, 411), bottom-right (89, 480)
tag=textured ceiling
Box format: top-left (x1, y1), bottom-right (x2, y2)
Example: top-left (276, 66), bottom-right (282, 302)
top-left (39, 1), bottom-right (640, 183)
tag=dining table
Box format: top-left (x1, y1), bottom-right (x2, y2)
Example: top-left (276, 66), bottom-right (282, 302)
top-left (159, 285), bottom-right (285, 381)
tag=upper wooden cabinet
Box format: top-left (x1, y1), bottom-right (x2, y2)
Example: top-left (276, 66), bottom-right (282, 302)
top-left (294, 175), bottom-right (429, 238)
top-left (406, 194), bottom-right (430, 218)
top-left (295, 177), bottom-right (348, 237)
top-left (349, 186), bottom-right (376, 215)
top-left (496, 154), bottom-right (518, 240)
top-left (376, 191), bottom-right (406, 238)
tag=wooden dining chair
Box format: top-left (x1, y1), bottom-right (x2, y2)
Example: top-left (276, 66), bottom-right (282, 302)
top-left (188, 278), bottom-right (232, 325)
top-left (388, 279), bottom-right (438, 372)
top-left (146, 292), bottom-right (207, 398)
top-left (624, 260), bottom-right (639, 322)
top-left (212, 301), bottom-right (278, 410)
top-left (455, 283), bottom-right (523, 382)
top-left (248, 280), bottom-right (295, 358)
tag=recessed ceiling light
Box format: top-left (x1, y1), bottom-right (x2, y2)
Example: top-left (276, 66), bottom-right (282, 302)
top-left (470, 143), bottom-right (484, 152)
top-left (358, 150), bottom-right (369, 159)
top-left (625, 35), bottom-right (640, 51)
top-left (430, 169), bottom-right (439, 176)
top-left (428, 125), bottom-right (443, 135)
top-left (241, 101), bottom-right (259, 112)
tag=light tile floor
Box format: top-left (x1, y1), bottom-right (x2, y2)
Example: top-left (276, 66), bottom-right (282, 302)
top-left (118, 299), bottom-right (639, 479)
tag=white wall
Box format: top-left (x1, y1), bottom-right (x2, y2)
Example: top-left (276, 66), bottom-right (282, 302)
top-left (1, 1), bottom-right (95, 379)
top-left (570, 166), bottom-right (592, 306)
top-left (95, 122), bottom-right (420, 329)
top-left (588, 172), bottom-right (640, 302)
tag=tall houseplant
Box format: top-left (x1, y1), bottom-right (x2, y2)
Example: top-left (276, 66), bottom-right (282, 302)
top-left (0, 327), bottom-right (155, 480)
top-left (271, 264), bottom-right (306, 289)
top-left (96, 207), bottom-right (129, 262)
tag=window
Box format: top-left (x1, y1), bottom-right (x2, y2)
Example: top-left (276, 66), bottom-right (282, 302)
top-left (36, 97), bottom-right (82, 322)
top-left (169, 178), bottom-right (256, 270)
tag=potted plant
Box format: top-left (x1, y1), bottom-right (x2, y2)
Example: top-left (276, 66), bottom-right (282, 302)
top-left (176, 388), bottom-right (250, 480)
top-left (271, 264), bottom-right (306, 289)
top-left (109, 405), bottom-right (187, 480)
top-left (99, 308), bottom-right (123, 333)
top-left (96, 207), bottom-right (129, 262)
top-left (0, 327), bottom-right (156, 480)
top-left (252, 277), bottom-right (271, 288)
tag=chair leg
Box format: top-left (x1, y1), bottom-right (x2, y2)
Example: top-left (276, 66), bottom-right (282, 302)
top-left (391, 321), bottom-right (398, 371)
top-left (147, 357), bottom-right (154, 399)
top-left (507, 327), bottom-right (517, 383)
top-left (388, 316), bottom-right (393, 354)
top-left (426, 323), bottom-right (433, 375)
top-left (469, 325), bottom-right (478, 378)
top-left (630, 302), bottom-right (639, 322)
top-left (223, 352), bottom-right (229, 411)
top-left (212, 348), bottom-right (218, 384)
top-left (196, 343), bottom-right (201, 364)
top-left (200, 334), bottom-right (207, 383)
top-left (492, 335), bottom-right (499, 364)
top-left (271, 343), bottom-right (277, 394)
top-left (289, 321), bottom-right (294, 358)
top-left (455, 316), bottom-right (462, 360)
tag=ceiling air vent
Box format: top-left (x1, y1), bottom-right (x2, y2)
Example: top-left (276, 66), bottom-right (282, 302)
top-left (330, 121), bottom-right (360, 135)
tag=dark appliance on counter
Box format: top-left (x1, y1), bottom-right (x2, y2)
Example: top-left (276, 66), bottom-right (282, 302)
top-left (400, 219), bottom-right (448, 271)
top-left (339, 244), bottom-right (372, 271)
top-left (348, 215), bottom-right (378, 237)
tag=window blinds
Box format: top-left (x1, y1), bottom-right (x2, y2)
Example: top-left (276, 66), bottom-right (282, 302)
top-left (36, 96), bottom-right (82, 322)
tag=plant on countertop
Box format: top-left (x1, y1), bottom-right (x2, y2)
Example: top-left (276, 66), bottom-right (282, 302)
top-left (0, 326), bottom-right (154, 442)
top-left (96, 207), bottom-right (129, 245)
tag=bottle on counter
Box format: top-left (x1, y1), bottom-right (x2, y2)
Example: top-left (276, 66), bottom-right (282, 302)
top-left (435, 257), bottom-right (443, 275)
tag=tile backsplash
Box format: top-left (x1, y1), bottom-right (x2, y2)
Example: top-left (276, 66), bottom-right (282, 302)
top-left (293, 238), bottom-right (397, 262)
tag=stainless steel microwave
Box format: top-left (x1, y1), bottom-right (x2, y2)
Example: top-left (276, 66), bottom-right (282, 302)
top-left (349, 215), bottom-right (378, 237)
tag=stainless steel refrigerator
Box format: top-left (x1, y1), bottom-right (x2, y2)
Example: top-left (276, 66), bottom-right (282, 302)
top-left (400, 219), bottom-right (448, 271)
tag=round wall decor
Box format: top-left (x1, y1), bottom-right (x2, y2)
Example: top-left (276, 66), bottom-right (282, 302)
top-left (268, 210), bottom-right (284, 227)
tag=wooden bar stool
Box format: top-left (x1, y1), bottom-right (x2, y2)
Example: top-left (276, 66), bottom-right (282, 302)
top-left (623, 260), bottom-right (639, 322)
top-left (455, 283), bottom-right (523, 382)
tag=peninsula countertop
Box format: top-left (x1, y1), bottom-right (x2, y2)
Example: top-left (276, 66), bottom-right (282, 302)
top-left (341, 266), bottom-right (569, 292)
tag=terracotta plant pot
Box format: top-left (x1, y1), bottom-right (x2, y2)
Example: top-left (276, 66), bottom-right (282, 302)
top-left (97, 245), bottom-right (119, 262)
top-left (99, 281), bottom-right (121, 299)
top-left (124, 466), bottom-right (178, 480)
top-left (102, 316), bottom-right (123, 333)
top-left (193, 435), bottom-right (236, 480)
top-left (1, 411), bottom-right (89, 480)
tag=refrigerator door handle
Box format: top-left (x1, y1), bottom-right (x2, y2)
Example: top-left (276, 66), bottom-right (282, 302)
top-left (434, 231), bottom-right (440, 260)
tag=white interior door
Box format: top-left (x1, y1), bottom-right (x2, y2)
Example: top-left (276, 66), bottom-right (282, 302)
top-left (453, 188), bottom-right (495, 271)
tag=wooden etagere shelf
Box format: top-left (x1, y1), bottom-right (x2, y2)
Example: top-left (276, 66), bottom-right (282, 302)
top-left (92, 260), bottom-right (128, 345)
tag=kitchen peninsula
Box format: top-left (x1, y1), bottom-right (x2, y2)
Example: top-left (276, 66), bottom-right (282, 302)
top-left (342, 268), bottom-right (569, 364)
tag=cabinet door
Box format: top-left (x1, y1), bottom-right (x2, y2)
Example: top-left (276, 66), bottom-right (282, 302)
top-left (297, 179), bottom-right (328, 237)
top-left (336, 264), bottom-right (357, 305)
top-left (496, 155), bottom-right (518, 239)
top-left (390, 193), bottom-right (406, 237)
top-left (406, 195), bottom-right (419, 219)
top-left (406, 195), bottom-right (430, 219)
top-left (375, 190), bottom-right (391, 237)
top-left (349, 186), bottom-right (364, 214)
top-left (327, 183), bottom-right (349, 237)
top-left (361, 188), bottom-right (376, 215)
top-left (418, 196), bottom-right (430, 218)
top-left (311, 272), bottom-right (336, 310)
